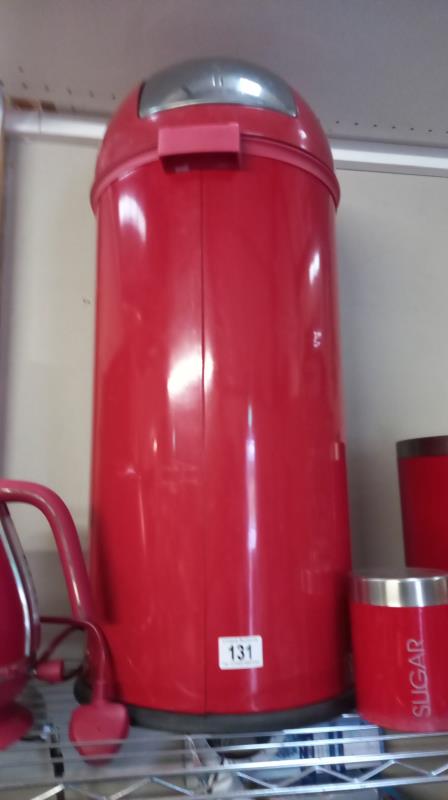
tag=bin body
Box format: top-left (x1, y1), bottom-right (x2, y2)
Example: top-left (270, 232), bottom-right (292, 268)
top-left (86, 59), bottom-right (352, 730)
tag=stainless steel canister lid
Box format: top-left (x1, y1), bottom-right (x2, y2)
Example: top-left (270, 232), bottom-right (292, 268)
top-left (397, 435), bottom-right (448, 458)
top-left (351, 567), bottom-right (448, 607)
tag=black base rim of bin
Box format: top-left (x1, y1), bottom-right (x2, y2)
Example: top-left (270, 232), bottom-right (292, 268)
top-left (74, 675), bottom-right (354, 734)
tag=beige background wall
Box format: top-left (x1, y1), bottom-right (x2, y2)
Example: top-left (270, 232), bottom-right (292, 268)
top-left (2, 138), bottom-right (448, 613)
top-left (0, 138), bottom-right (97, 617)
top-left (338, 169), bottom-right (448, 567)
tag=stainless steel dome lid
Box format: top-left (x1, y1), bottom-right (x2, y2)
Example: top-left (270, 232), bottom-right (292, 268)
top-left (139, 58), bottom-right (297, 118)
top-left (352, 567), bottom-right (448, 607)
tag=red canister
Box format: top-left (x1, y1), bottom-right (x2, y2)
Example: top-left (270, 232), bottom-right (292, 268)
top-left (351, 568), bottom-right (448, 732)
top-left (397, 436), bottom-right (448, 570)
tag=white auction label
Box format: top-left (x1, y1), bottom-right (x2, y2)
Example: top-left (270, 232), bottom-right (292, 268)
top-left (218, 635), bottom-right (263, 670)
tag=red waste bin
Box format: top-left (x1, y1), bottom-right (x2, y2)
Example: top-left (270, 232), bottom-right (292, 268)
top-left (80, 59), bottom-right (352, 731)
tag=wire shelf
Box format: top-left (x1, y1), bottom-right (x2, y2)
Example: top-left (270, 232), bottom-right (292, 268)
top-left (2, 682), bottom-right (448, 798)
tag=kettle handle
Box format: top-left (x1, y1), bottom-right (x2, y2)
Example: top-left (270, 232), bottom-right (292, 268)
top-left (0, 480), bottom-right (92, 621)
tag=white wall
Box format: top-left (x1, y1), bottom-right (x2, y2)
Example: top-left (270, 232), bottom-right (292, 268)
top-left (0, 138), bottom-right (97, 617)
top-left (2, 138), bottom-right (448, 614)
top-left (338, 170), bottom-right (448, 566)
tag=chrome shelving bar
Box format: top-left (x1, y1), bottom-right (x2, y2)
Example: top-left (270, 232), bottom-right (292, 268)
top-left (2, 683), bottom-right (448, 799)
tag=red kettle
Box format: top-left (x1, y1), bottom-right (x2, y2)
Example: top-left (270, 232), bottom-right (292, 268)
top-left (0, 479), bottom-right (128, 757)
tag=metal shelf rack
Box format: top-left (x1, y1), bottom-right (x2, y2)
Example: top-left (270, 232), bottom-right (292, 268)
top-left (2, 682), bottom-right (448, 798)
